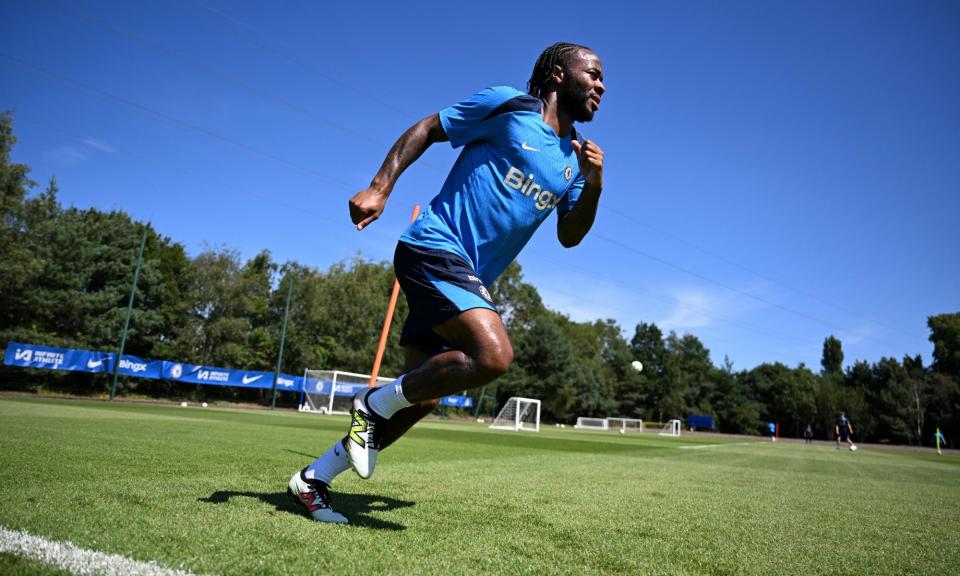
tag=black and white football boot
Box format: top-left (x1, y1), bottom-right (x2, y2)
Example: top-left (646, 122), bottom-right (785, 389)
top-left (287, 467), bottom-right (348, 524)
top-left (345, 388), bottom-right (383, 479)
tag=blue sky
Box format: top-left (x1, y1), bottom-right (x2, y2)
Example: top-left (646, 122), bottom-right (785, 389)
top-left (2, 0), bottom-right (958, 371)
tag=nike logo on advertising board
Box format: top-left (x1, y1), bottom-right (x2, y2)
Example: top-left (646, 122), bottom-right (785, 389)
top-left (520, 142), bottom-right (539, 152)
top-left (242, 374), bottom-right (263, 385)
top-left (87, 359), bottom-right (103, 369)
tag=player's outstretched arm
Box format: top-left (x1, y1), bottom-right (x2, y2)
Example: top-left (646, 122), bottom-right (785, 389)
top-left (557, 139), bottom-right (604, 247)
top-left (348, 114), bottom-right (448, 230)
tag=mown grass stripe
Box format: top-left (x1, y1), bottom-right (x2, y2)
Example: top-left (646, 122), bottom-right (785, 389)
top-left (679, 442), bottom-right (754, 449)
top-left (0, 526), bottom-right (198, 576)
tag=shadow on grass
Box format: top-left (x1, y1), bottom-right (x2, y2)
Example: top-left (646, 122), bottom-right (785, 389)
top-left (199, 490), bottom-right (414, 531)
top-left (282, 449), bottom-right (317, 460)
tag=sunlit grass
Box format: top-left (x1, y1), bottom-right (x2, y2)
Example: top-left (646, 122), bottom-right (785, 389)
top-left (0, 397), bottom-right (956, 575)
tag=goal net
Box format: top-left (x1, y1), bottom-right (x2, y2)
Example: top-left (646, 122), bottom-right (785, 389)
top-left (300, 369), bottom-right (395, 415)
top-left (659, 419), bottom-right (681, 437)
top-left (574, 417), bottom-right (609, 430)
top-left (489, 397), bottom-right (540, 432)
top-left (607, 417), bottom-right (644, 432)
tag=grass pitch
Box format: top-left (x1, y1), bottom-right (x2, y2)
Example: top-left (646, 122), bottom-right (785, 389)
top-left (0, 397), bottom-right (957, 576)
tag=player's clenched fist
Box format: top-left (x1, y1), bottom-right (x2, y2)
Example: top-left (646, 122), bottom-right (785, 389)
top-left (571, 139), bottom-right (604, 188)
top-left (348, 187), bottom-right (389, 231)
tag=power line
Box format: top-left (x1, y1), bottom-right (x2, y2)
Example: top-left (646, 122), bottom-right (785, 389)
top-left (2, 50), bottom-right (892, 356)
top-left (590, 230), bottom-right (857, 336)
top-left (42, 0), bottom-right (449, 175)
top-left (44, 0), bottom-right (386, 148)
top-left (40, 0), bottom-right (918, 342)
top-left (14, 114), bottom-right (405, 253)
top-left (189, 0), bottom-right (417, 121)
top-left (602, 209), bottom-right (925, 339)
top-left (0, 52), bottom-right (356, 190)
top-left (13, 112), bottom-right (821, 358)
top-left (176, 2), bottom-right (924, 343)
top-left (523, 247), bottom-right (818, 350)
top-left (5, 4), bottom-right (925, 353)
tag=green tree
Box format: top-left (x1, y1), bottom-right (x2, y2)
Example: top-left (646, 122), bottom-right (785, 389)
top-left (926, 373), bottom-right (959, 446)
top-left (744, 363), bottom-right (816, 437)
top-left (929, 313), bottom-right (960, 377)
top-left (630, 322), bottom-right (666, 420)
top-left (497, 313), bottom-right (590, 422)
top-left (869, 357), bottom-right (914, 444)
top-left (713, 357), bottom-right (762, 434)
top-left (903, 354), bottom-right (928, 445)
top-left (488, 261), bottom-right (545, 332)
top-left (0, 112), bottom-right (42, 331)
top-left (821, 335), bottom-right (844, 375)
top-left (842, 360), bottom-right (874, 440)
top-left (287, 256), bottom-right (405, 376)
top-left (660, 332), bottom-right (715, 422)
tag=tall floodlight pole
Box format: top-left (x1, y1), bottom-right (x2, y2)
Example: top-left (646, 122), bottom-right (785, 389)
top-left (271, 276), bottom-right (294, 409)
top-left (110, 226), bottom-right (148, 400)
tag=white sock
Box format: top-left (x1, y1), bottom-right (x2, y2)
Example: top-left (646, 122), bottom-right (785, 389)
top-left (305, 440), bottom-right (351, 485)
top-left (367, 375), bottom-right (413, 419)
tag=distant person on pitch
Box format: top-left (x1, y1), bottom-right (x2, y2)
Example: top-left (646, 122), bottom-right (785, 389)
top-left (768, 422), bottom-right (776, 443)
top-left (288, 42), bottom-right (607, 523)
top-left (835, 411), bottom-right (856, 450)
top-left (803, 423), bottom-right (813, 444)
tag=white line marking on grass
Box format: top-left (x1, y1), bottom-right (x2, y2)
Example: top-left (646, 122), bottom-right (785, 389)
top-left (679, 442), bottom-right (753, 450)
top-left (0, 526), bottom-right (199, 576)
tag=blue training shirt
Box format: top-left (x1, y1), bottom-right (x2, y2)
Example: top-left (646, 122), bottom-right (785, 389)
top-left (399, 86), bottom-right (586, 286)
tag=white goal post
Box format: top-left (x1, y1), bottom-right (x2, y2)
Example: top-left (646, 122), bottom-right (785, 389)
top-left (574, 417), bottom-right (609, 430)
top-left (607, 417), bottom-right (644, 432)
top-left (659, 419), bottom-right (682, 437)
top-left (299, 369), bottom-right (394, 415)
top-left (489, 397), bottom-right (541, 432)
top-left (575, 417), bottom-right (643, 432)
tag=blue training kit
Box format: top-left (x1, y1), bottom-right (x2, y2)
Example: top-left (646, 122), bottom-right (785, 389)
top-left (394, 86), bottom-right (584, 354)
top-left (400, 86), bottom-right (586, 287)
top-left (395, 86), bottom-right (588, 353)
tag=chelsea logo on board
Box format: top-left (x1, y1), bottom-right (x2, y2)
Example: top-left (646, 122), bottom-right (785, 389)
top-left (564, 166), bottom-right (573, 181)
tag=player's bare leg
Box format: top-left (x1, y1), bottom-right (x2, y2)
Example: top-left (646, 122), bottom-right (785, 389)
top-left (402, 308), bottom-right (512, 402)
top-left (346, 308), bottom-right (512, 477)
top-left (377, 346), bottom-right (440, 449)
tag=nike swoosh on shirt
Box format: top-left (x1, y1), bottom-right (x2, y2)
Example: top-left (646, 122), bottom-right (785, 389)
top-left (520, 142), bottom-right (539, 152)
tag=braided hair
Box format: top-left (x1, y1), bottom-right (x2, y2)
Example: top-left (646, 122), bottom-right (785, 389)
top-left (526, 42), bottom-right (592, 97)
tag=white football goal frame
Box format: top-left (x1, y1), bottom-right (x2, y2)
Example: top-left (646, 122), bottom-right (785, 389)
top-left (659, 419), bottom-right (682, 437)
top-left (489, 397), bottom-right (541, 432)
top-left (299, 369), bottom-right (394, 415)
top-left (574, 417), bottom-right (609, 430)
top-left (607, 417), bottom-right (644, 432)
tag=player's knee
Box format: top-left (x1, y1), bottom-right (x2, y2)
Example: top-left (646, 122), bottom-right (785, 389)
top-left (474, 343), bottom-right (513, 381)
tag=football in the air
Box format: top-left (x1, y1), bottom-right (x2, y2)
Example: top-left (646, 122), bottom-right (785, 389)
top-left (631, 360), bottom-right (643, 372)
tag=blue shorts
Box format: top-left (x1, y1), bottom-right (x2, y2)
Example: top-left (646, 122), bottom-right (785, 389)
top-left (394, 241), bottom-right (498, 355)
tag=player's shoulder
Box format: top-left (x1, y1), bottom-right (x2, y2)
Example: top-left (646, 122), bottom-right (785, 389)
top-left (476, 85), bottom-right (530, 102)
top-left (465, 86), bottom-right (540, 117)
